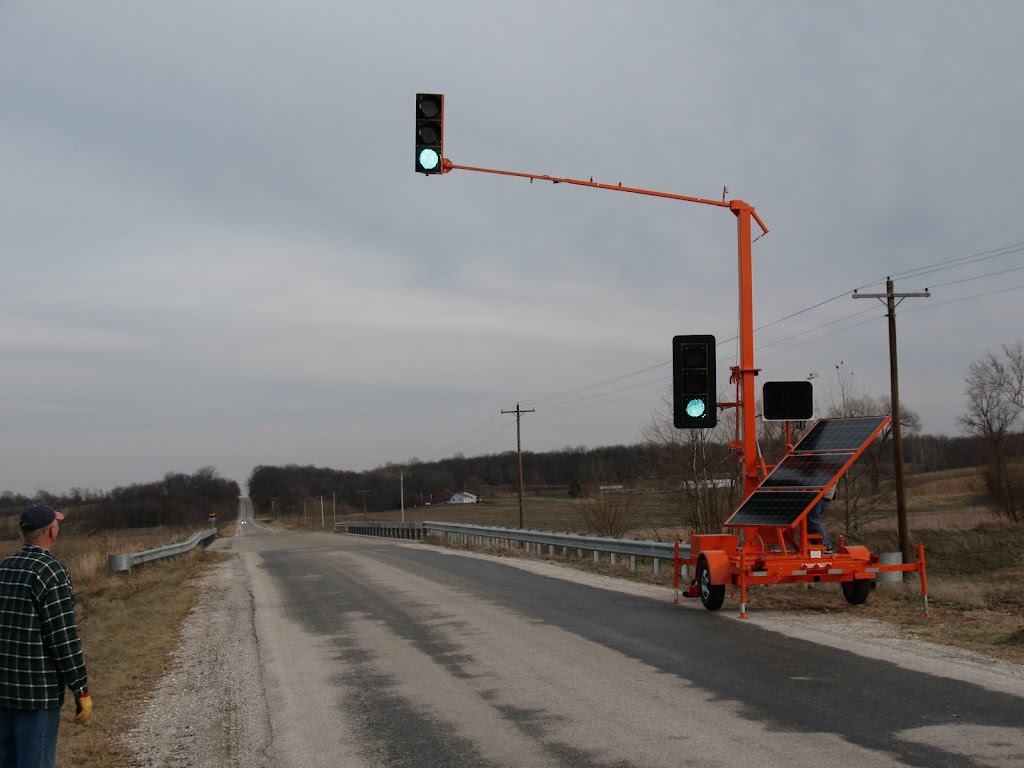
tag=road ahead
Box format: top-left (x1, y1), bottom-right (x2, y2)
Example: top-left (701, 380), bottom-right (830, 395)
top-left (151, 525), bottom-right (1024, 768)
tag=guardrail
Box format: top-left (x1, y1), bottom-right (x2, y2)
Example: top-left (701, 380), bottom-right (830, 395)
top-left (336, 521), bottom-right (689, 575)
top-left (107, 527), bottom-right (218, 573)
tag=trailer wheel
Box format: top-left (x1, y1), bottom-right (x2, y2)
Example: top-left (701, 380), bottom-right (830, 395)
top-left (842, 579), bottom-right (871, 605)
top-left (697, 557), bottom-right (725, 611)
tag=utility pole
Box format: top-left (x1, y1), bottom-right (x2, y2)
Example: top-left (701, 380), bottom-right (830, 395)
top-left (502, 402), bottom-right (535, 528)
top-left (357, 489), bottom-right (371, 515)
top-left (853, 277), bottom-right (930, 566)
top-left (400, 470), bottom-right (405, 523)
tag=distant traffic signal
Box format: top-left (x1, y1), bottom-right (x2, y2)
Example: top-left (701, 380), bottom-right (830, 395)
top-left (762, 381), bottom-right (814, 421)
top-left (415, 93), bottom-right (444, 174)
top-left (673, 335), bottom-right (717, 428)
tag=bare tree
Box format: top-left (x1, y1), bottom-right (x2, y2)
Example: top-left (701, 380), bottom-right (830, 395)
top-left (820, 363), bottom-right (898, 533)
top-left (574, 455), bottom-right (641, 537)
top-left (957, 342), bottom-right (1023, 522)
top-left (643, 393), bottom-right (739, 534)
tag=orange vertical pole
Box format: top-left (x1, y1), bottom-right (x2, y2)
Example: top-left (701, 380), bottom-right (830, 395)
top-left (732, 202), bottom-right (760, 500)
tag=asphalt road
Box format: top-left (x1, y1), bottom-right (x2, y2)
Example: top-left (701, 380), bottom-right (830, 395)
top-left (212, 525), bottom-right (1024, 768)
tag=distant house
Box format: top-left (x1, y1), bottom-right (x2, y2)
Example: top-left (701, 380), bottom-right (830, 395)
top-left (447, 492), bottom-right (478, 504)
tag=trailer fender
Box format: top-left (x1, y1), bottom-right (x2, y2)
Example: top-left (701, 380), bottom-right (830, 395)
top-left (842, 545), bottom-right (871, 561)
top-left (699, 550), bottom-right (732, 585)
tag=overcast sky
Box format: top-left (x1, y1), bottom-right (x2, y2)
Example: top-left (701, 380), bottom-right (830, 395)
top-left (3, 2), bottom-right (1023, 495)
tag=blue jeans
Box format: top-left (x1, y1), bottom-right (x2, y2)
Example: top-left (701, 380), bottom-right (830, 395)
top-left (0, 708), bottom-right (60, 768)
top-left (806, 499), bottom-right (832, 549)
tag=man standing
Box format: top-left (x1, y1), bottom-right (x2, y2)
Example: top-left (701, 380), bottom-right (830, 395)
top-left (0, 503), bottom-right (91, 767)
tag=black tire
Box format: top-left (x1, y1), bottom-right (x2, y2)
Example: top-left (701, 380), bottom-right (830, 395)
top-left (697, 557), bottom-right (725, 611)
top-left (842, 579), bottom-right (871, 605)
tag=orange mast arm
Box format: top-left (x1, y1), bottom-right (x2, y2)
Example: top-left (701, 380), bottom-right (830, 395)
top-left (443, 158), bottom-right (768, 500)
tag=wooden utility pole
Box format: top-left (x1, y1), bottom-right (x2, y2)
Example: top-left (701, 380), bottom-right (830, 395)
top-left (853, 278), bottom-right (930, 566)
top-left (502, 402), bottom-right (535, 528)
top-left (357, 489), bottom-right (371, 514)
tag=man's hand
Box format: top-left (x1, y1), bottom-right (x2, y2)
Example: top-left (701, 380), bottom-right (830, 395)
top-left (74, 693), bottom-right (92, 725)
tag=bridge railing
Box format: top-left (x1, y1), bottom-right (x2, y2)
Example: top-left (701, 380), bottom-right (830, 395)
top-left (336, 520), bottom-right (689, 575)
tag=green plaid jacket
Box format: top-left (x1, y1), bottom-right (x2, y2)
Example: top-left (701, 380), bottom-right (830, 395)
top-left (0, 545), bottom-right (88, 710)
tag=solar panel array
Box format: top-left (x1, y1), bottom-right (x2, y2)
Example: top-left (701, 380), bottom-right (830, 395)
top-left (725, 416), bottom-right (890, 528)
top-left (760, 453), bottom-right (851, 489)
top-left (792, 416), bottom-right (888, 453)
top-left (725, 491), bottom-right (821, 527)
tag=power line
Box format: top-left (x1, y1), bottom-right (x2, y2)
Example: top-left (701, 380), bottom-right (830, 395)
top-left (888, 240), bottom-right (1024, 285)
top-left (924, 263), bottom-right (1024, 290)
top-left (435, 239), bottom-right (1024, 459)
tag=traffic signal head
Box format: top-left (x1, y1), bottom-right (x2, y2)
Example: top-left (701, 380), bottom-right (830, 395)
top-left (673, 335), bottom-right (717, 428)
top-left (415, 93), bottom-right (444, 174)
top-left (762, 381), bottom-right (814, 421)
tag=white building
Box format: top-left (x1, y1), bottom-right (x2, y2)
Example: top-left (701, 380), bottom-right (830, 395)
top-left (447, 492), bottom-right (478, 504)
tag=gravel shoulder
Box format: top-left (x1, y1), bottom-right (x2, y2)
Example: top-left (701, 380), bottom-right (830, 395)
top-left (123, 554), bottom-right (272, 768)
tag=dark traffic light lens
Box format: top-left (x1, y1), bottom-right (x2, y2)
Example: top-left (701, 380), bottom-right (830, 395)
top-left (417, 122), bottom-right (440, 144)
top-left (682, 345), bottom-right (707, 368)
top-left (417, 96), bottom-right (442, 119)
top-left (683, 371), bottom-right (707, 394)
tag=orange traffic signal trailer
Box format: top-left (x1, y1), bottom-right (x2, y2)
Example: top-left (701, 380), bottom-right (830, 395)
top-left (673, 415), bottom-right (931, 619)
top-left (418, 94), bottom-right (930, 620)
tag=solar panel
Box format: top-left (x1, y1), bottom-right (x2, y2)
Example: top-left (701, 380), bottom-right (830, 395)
top-left (725, 490), bottom-right (820, 527)
top-left (793, 416), bottom-right (888, 453)
top-left (761, 453), bottom-right (851, 489)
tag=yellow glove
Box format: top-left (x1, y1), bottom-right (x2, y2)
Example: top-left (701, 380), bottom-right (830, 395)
top-left (74, 693), bottom-right (92, 725)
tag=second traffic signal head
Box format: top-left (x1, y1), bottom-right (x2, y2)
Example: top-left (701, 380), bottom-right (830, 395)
top-left (673, 335), bottom-right (717, 429)
top-left (415, 93), bottom-right (444, 174)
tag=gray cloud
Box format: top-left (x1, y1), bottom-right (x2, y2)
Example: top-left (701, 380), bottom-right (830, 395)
top-left (2, 1), bottom-right (1022, 493)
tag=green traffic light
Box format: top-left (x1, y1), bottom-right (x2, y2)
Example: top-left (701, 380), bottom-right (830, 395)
top-left (685, 398), bottom-right (707, 418)
top-left (418, 148), bottom-right (440, 171)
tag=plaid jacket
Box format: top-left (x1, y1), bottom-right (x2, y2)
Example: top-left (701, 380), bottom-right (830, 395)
top-left (0, 545), bottom-right (88, 710)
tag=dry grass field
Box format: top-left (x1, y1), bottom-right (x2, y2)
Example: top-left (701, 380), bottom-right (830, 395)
top-left (6, 465), bottom-right (1017, 767)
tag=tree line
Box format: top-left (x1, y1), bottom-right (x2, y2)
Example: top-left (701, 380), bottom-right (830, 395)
top-left (251, 343), bottom-right (1024, 534)
top-left (246, 431), bottom-right (1017, 518)
top-left (0, 466), bottom-right (240, 534)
